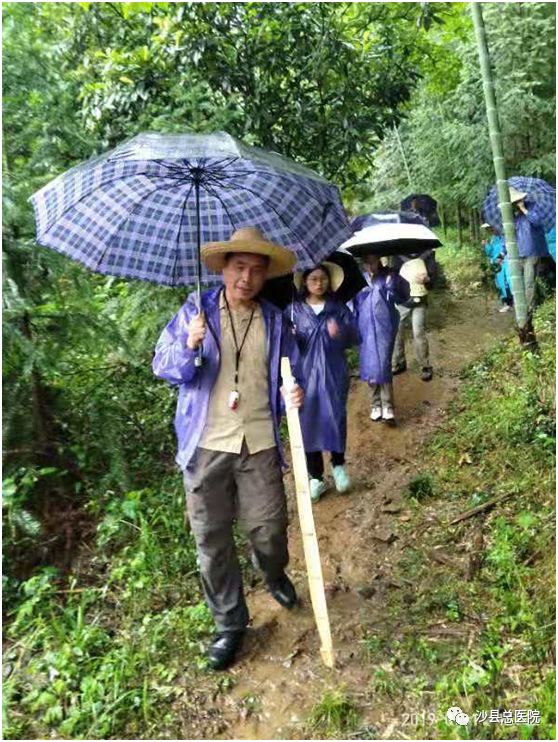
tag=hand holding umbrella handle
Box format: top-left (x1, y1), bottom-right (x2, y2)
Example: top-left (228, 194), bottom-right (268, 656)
top-left (186, 312), bottom-right (207, 365)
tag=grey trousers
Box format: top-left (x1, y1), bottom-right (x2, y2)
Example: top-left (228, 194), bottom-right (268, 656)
top-left (519, 256), bottom-right (539, 310)
top-left (393, 303), bottom-right (431, 369)
top-left (370, 382), bottom-right (393, 408)
top-left (184, 443), bottom-right (288, 632)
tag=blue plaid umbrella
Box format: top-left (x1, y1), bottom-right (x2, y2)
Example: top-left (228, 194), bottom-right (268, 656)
top-left (482, 176), bottom-right (556, 233)
top-left (29, 132), bottom-right (352, 292)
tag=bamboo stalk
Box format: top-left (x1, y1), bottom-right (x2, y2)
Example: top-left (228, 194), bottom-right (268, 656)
top-left (281, 356), bottom-right (335, 668)
top-left (471, 3), bottom-right (532, 335)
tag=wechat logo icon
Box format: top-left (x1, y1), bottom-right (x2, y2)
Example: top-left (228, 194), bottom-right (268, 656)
top-left (447, 706), bottom-right (470, 726)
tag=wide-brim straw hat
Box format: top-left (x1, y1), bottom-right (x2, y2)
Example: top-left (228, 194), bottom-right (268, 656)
top-left (293, 261), bottom-right (345, 293)
top-left (201, 226), bottom-right (296, 278)
top-left (509, 186), bottom-right (527, 204)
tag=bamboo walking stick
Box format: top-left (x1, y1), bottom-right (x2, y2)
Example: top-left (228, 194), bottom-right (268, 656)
top-left (281, 356), bottom-right (335, 668)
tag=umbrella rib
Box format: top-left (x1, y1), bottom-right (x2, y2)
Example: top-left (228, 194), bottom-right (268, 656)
top-left (202, 156), bottom-right (240, 171)
top-left (202, 182), bottom-right (239, 234)
top-left (38, 172), bottom-right (175, 241)
top-left (208, 168), bottom-right (328, 208)
top-left (172, 181), bottom-right (196, 284)
top-left (92, 179), bottom-right (195, 271)
top-left (210, 181), bottom-right (315, 258)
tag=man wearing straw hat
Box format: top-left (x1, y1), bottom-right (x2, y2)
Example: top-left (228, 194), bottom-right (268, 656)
top-left (153, 227), bottom-right (304, 670)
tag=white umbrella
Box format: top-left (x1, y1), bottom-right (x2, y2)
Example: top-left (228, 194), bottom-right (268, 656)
top-left (341, 221), bottom-right (442, 257)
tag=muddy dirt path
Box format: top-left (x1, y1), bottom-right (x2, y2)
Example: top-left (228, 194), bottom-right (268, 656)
top-left (205, 291), bottom-right (513, 740)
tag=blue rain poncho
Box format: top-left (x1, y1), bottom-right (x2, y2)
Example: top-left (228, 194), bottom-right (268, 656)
top-left (545, 227), bottom-right (556, 262)
top-left (484, 235), bottom-right (512, 300)
top-left (514, 205), bottom-right (550, 258)
top-left (353, 269), bottom-right (410, 385)
top-left (284, 298), bottom-right (357, 453)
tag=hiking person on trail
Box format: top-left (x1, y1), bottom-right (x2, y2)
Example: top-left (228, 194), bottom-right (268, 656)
top-left (510, 186), bottom-right (550, 310)
top-left (353, 253), bottom-right (410, 424)
top-left (390, 249), bottom-right (437, 380)
top-left (545, 225), bottom-right (556, 263)
top-left (284, 262), bottom-right (358, 504)
top-left (152, 227), bottom-right (304, 672)
top-left (481, 223), bottom-right (513, 312)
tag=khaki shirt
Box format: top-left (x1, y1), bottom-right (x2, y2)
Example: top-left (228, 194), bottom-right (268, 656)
top-left (199, 293), bottom-right (275, 454)
top-left (399, 258), bottom-right (428, 297)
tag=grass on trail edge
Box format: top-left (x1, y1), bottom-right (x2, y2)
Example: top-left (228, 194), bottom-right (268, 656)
top-left (319, 298), bottom-right (554, 741)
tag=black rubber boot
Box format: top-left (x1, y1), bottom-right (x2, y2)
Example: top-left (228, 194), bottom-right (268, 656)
top-left (206, 630), bottom-right (245, 671)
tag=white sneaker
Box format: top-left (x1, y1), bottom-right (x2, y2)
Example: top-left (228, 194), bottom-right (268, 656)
top-left (499, 304), bottom-right (512, 313)
top-left (332, 465), bottom-right (351, 493)
top-left (382, 405), bottom-right (395, 422)
top-left (309, 478), bottom-right (326, 503)
top-left (370, 406), bottom-right (382, 421)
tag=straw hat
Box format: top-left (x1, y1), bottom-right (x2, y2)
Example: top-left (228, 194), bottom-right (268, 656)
top-left (201, 226), bottom-right (296, 278)
top-left (293, 261), bottom-right (345, 293)
top-left (509, 186), bottom-right (527, 204)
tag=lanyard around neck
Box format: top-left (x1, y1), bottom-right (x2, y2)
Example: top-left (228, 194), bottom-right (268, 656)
top-left (223, 291), bottom-right (256, 386)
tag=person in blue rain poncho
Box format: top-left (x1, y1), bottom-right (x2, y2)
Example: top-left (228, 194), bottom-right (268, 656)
top-left (353, 253), bottom-right (410, 424)
top-left (481, 223), bottom-right (513, 312)
top-left (284, 262), bottom-right (358, 503)
top-left (510, 187), bottom-right (550, 310)
top-left (545, 226), bottom-right (556, 263)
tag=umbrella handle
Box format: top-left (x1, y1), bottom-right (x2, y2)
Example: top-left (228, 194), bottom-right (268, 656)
top-left (194, 174), bottom-right (204, 368)
top-left (195, 308), bottom-right (205, 368)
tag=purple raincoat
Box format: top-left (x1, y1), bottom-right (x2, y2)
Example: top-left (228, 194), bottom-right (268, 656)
top-left (284, 299), bottom-right (358, 453)
top-left (152, 286), bottom-right (302, 471)
top-left (353, 269), bottom-right (410, 384)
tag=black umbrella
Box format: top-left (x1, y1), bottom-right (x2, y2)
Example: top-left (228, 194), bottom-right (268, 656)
top-left (350, 210), bottom-right (427, 231)
top-left (260, 248), bottom-right (366, 309)
top-left (400, 194), bottom-right (440, 227)
top-left (340, 221), bottom-right (442, 258)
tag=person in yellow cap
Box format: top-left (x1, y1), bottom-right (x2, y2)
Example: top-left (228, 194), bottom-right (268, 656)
top-left (152, 227), bottom-right (304, 671)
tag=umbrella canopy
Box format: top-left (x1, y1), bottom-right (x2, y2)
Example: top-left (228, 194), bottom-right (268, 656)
top-left (260, 248), bottom-right (366, 309)
top-left (340, 222), bottom-right (442, 258)
top-left (29, 131), bottom-right (352, 287)
top-left (350, 210), bottom-right (427, 231)
top-left (482, 176), bottom-right (556, 234)
top-left (400, 193), bottom-right (440, 227)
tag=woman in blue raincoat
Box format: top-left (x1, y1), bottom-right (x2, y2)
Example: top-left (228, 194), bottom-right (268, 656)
top-left (284, 262), bottom-right (358, 503)
top-left (353, 253), bottom-right (410, 424)
top-left (482, 224), bottom-right (513, 312)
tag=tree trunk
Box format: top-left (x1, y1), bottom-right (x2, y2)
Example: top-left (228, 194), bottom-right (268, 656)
top-left (471, 3), bottom-right (534, 345)
top-left (392, 123), bottom-right (413, 189)
top-left (439, 204), bottom-right (447, 236)
top-left (21, 312), bottom-right (52, 463)
top-left (469, 209), bottom-right (475, 242)
top-left (456, 203), bottom-right (463, 247)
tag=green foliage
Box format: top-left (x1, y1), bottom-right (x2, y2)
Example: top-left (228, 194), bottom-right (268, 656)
top-left (406, 473), bottom-right (435, 501)
top-left (365, 2), bottom-right (556, 214)
top-left (3, 482), bottom-right (212, 740)
top-left (372, 299), bottom-right (556, 740)
top-left (307, 688), bottom-right (360, 737)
